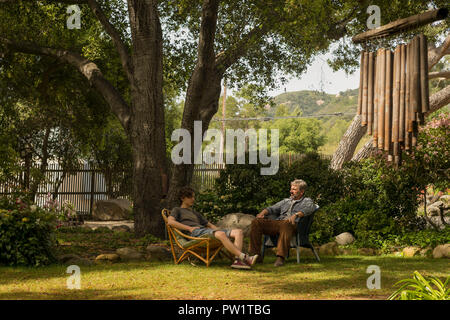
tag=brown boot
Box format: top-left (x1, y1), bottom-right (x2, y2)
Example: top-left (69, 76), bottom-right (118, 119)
top-left (274, 256), bottom-right (284, 267)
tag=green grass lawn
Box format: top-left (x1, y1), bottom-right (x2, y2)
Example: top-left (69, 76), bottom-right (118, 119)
top-left (1, 255), bottom-right (448, 300)
top-left (1, 227), bottom-right (448, 300)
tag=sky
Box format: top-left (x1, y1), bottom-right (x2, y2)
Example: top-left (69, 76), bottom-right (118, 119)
top-left (268, 49), bottom-right (360, 97)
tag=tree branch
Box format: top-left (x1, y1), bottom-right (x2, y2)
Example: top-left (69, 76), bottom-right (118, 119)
top-left (215, 23), bottom-right (269, 72)
top-left (198, 0), bottom-right (220, 68)
top-left (86, 0), bottom-right (134, 85)
top-left (425, 83), bottom-right (450, 116)
top-left (428, 34), bottom-right (450, 70)
top-left (0, 37), bottom-right (131, 130)
top-left (429, 70), bottom-right (450, 80)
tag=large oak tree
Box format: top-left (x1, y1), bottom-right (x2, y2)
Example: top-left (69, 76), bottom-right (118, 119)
top-left (1, 0), bottom-right (446, 237)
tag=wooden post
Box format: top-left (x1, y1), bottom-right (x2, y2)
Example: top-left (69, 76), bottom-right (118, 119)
top-left (367, 51), bottom-right (375, 135)
top-left (89, 167), bottom-right (96, 217)
top-left (378, 48), bottom-right (385, 151)
top-left (384, 49), bottom-right (393, 154)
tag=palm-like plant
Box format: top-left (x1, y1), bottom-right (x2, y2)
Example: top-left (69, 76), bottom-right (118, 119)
top-left (388, 271), bottom-right (449, 300)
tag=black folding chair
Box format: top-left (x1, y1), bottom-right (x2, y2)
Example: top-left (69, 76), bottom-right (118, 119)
top-left (261, 204), bottom-right (320, 263)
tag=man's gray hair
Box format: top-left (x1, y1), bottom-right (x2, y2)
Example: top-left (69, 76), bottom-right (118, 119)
top-left (291, 179), bottom-right (307, 191)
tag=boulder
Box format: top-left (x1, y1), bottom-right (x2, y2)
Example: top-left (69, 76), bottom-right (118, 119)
top-left (145, 245), bottom-right (172, 261)
top-left (58, 254), bottom-right (82, 264)
top-left (112, 225), bottom-right (131, 232)
top-left (215, 213), bottom-right (255, 237)
top-left (432, 244), bottom-right (450, 259)
top-left (92, 199), bottom-right (133, 221)
top-left (419, 247), bottom-right (433, 258)
top-left (427, 206), bottom-right (441, 217)
top-left (319, 242), bottom-right (339, 256)
top-left (440, 195), bottom-right (450, 208)
top-left (288, 247), bottom-right (315, 258)
top-left (65, 257), bottom-right (94, 266)
top-left (357, 248), bottom-right (377, 256)
top-left (95, 253), bottom-right (120, 262)
top-left (402, 246), bottom-right (421, 257)
top-left (335, 232), bottom-right (355, 245)
top-left (116, 247), bottom-right (144, 261)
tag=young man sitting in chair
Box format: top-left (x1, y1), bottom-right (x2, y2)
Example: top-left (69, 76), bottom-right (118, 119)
top-left (168, 186), bottom-right (258, 269)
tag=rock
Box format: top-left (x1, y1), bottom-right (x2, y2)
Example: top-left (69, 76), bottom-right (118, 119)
top-left (145, 245), bottom-right (172, 261)
top-left (339, 248), bottom-right (356, 255)
top-left (432, 244), bottom-right (450, 259)
top-left (319, 242), bottom-right (339, 256)
top-left (58, 254), bottom-right (82, 263)
top-left (288, 247), bottom-right (315, 258)
top-left (335, 232), bottom-right (355, 245)
top-left (419, 247), bottom-right (433, 258)
top-left (427, 206), bottom-right (441, 217)
top-left (439, 195), bottom-right (450, 208)
top-left (402, 246), bottom-right (421, 257)
top-left (429, 201), bottom-right (444, 209)
top-left (357, 248), bottom-right (377, 256)
top-left (65, 257), bottom-right (94, 266)
top-left (215, 213), bottom-right (255, 237)
top-left (92, 199), bottom-right (133, 221)
top-left (116, 247), bottom-right (144, 261)
top-left (95, 253), bottom-right (120, 262)
top-left (112, 225), bottom-right (131, 232)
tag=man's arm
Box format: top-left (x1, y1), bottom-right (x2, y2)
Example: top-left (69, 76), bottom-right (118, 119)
top-left (256, 208), bottom-right (269, 219)
top-left (206, 222), bottom-right (218, 230)
top-left (167, 216), bottom-right (199, 233)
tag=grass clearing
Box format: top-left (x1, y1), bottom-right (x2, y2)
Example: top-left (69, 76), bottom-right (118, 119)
top-left (1, 255), bottom-right (448, 300)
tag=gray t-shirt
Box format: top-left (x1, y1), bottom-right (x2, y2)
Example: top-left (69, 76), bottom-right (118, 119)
top-left (170, 207), bottom-right (209, 228)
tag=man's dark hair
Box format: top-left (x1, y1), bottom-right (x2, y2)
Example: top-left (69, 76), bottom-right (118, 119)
top-left (178, 186), bottom-right (195, 202)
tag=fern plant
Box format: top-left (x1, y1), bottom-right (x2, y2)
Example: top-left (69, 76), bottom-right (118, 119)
top-left (388, 271), bottom-right (449, 300)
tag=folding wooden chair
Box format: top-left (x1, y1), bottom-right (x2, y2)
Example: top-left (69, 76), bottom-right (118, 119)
top-left (161, 209), bottom-right (226, 267)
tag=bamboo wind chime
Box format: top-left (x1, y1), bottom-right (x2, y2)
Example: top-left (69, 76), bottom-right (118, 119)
top-left (357, 34), bottom-right (430, 165)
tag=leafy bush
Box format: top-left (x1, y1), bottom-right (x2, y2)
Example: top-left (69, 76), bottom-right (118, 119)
top-left (388, 271), bottom-right (449, 300)
top-left (195, 152), bottom-right (343, 226)
top-left (0, 195), bottom-right (58, 266)
top-left (385, 226), bottom-right (450, 249)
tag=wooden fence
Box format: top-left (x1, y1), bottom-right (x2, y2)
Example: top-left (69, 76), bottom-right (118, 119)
top-left (0, 153), bottom-right (330, 214)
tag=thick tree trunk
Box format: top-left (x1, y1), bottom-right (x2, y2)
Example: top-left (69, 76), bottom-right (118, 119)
top-left (330, 115), bottom-right (367, 170)
top-left (166, 70), bottom-right (222, 209)
top-left (127, 0), bottom-right (167, 237)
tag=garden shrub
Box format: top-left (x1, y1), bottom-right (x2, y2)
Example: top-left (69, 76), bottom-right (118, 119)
top-left (0, 195), bottom-right (58, 266)
top-left (195, 152), bottom-right (343, 225)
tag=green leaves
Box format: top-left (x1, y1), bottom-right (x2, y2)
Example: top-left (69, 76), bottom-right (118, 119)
top-left (388, 271), bottom-right (449, 300)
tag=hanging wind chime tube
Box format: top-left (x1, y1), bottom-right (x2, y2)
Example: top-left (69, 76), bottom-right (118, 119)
top-left (372, 51), bottom-right (379, 148)
top-left (404, 41), bottom-right (411, 151)
top-left (361, 51), bottom-right (369, 126)
top-left (357, 51), bottom-right (366, 115)
top-left (392, 46), bottom-right (401, 163)
top-left (367, 51), bottom-right (375, 135)
top-left (399, 43), bottom-right (406, 145)
top-left (378, 48), bottom-right (386, 150)
top-left (419, 33), bottom-right (430, 116)
top-left (412, 36), bottom-right (421, 146)
top-left (384, 49), bottom-right (393, 154)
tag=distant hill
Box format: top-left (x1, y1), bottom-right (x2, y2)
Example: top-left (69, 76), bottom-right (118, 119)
top-left (270, 88), bottom-right (369, 155)
top-left (271, 88), bottom-right (359, 117)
